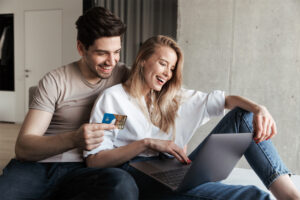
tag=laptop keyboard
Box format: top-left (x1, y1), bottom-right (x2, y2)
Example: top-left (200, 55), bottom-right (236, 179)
top-left (151, 167), bottom-right (190, 188)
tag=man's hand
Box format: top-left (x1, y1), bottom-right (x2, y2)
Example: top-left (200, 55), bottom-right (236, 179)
top-left (72, 123), bottom-right (115, 150)
top-left (146, 139), bottom-right (191, 164)
top-left (252, 106), bottom-right (277, 143)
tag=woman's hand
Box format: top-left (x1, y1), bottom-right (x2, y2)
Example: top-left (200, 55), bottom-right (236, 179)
top-left (145, 138), bottom-right (191, 164)
top-left (225, 96), bottom-right (277, 143)
top-left (252, 105), bottom-right (277, 143)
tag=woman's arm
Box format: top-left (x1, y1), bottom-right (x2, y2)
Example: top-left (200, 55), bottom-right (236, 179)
top-left (86, 139), bottom-right (148, 168)
top-left (225, 95), bottom-right (277, 143)
top-left (86, 139), bottom-right (190, 168)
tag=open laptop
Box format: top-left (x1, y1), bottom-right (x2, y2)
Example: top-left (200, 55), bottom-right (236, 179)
top-left (129, 133), bottom-right (253, 191)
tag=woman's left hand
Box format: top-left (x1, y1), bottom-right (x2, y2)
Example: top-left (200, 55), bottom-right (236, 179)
top-left (252, 105), bottom-right (277, 143)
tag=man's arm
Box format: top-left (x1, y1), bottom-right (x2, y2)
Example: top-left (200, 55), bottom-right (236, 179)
top-left (15, 109), bottom-right (114, 161)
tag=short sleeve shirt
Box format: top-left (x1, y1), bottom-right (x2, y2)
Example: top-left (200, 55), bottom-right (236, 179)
top-left (30, 62), bottom-right (129, 162)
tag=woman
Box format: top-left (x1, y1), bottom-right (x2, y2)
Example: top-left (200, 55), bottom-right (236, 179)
top-left (84, 35), bottom-right (300, 200)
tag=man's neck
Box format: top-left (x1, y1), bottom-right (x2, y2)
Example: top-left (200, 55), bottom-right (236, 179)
top-left (78, 59), bottom-right (101, 85)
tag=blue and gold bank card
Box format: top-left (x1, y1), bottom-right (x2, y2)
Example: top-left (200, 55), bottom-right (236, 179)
top-left (102, 113), bottom-right (127, 129)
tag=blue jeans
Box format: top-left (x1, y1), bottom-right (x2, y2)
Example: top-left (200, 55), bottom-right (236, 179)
top-left (121, 107), bottom-right (290, 200)
top-left (0, 160), bottom-right (138, 200)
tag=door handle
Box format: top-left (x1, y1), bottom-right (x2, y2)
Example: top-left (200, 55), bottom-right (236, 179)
top-left (25, 69), bottom-right (31, 73)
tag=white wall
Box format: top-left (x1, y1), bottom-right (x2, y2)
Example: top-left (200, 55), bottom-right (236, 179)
top-left (178, 0), bottom-right (300, 174)
top-left (0, 0), bottom-right (81, 123)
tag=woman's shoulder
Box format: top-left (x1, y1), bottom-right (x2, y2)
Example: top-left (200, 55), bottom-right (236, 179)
top-left (93, 84), bottom-right (126, 109)
top-left (102, 84), bottom-right (124, 95)
top-left (180, 88), bottom-right (224, 97)
top-left (180, 88), bottom-right (205, 98)
top-left (98, 84), bottom-right (128, 102)
top-left (179, 88), bottom-right (225, 106)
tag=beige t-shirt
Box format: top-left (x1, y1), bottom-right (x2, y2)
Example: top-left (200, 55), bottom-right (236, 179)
top-left (30, 61), bottom-right (129, 162)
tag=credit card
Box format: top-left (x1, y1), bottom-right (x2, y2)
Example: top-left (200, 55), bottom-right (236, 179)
top-left (102, 113), bottom-right (127, 129)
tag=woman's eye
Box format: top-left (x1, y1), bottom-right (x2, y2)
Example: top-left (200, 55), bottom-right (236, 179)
top-left (159, 61), bottom-right (167, 66)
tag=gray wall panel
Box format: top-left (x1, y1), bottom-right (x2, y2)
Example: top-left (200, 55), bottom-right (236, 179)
top-left (178, 0), bottom-right (300, 174)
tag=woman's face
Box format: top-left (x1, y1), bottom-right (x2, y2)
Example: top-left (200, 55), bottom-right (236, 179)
top-left (143, 46), bottom-right (177, 94)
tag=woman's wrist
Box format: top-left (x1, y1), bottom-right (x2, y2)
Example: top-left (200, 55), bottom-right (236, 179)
top-left (142, 138), bottom-right (152, 149)
top-left (252, 104), bottom-right (266, 115)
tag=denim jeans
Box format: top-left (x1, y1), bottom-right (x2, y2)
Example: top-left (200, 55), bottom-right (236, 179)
top-left (0, 160), bottom-right (138, 200)
top-left (121, 107), bottom-right (290, 200)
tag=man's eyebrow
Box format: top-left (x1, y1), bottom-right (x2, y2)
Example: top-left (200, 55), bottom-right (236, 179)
top-left (93, 48), bottom-right (121, 53)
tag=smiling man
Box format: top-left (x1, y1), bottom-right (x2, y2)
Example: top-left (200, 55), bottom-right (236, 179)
top-left (78, 36), bottom-right (122, 82)
top-left (0, 7), bottom-right (138, 200)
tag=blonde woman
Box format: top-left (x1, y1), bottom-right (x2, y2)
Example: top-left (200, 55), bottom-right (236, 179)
top-left (85, 35), bottom-right (300, 200)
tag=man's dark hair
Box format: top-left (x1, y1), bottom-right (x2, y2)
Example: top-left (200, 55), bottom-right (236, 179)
top-left (76, 7), bottom-right (126, 50)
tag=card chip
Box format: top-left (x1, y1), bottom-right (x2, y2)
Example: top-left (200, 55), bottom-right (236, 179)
top-left (102, 113), bottom-right (127, 129)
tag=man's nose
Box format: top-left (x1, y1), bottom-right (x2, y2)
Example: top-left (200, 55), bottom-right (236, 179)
top-left (105, 54), bottom-right (116, 66)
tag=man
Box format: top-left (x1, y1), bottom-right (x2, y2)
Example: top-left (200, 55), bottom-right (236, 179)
top-left (0, 7), bottom-right (138, 200)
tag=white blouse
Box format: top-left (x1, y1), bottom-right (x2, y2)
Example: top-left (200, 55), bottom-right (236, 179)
top-left (84, 84), bottom-right (225, 158)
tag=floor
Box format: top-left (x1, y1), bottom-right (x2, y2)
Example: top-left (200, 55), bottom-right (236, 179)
top-left (223, 168), bottom-right (300, 199)
top-left (0, 123), bottom-right (20, 171)
top-left (0, 123), bottom-right (300, 198)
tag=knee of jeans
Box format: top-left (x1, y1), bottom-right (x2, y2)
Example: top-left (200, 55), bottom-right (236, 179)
top-left (108, 168), bottom-right (139, 199)
top-left (232, 107), bottom-right (250, 116)
top-left (233, 107), bottom-right (253, 127)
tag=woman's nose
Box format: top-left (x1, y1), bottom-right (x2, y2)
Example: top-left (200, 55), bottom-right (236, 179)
top-left (163, 68), bottom-right (172, 78)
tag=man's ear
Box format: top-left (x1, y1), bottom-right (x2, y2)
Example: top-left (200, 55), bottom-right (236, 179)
top-left (77, 40), bottom-right (85, 56)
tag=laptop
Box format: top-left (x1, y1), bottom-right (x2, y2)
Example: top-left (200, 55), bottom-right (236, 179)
top-left (129, 133), bottom-right (253, 191)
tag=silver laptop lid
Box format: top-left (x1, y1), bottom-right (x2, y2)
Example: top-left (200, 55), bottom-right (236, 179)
top-left (178, 133), bottom-right (253, 191)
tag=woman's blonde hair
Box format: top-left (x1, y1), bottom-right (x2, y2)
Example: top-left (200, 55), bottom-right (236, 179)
top-left (125, 35), bottom-right (183, 135)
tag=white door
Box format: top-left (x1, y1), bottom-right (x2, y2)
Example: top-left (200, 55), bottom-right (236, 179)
top-left (24, 9), bottom-right (62, 109)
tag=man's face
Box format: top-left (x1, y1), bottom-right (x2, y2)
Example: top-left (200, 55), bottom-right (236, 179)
top-left (79, 36), bottom-right (121, 80)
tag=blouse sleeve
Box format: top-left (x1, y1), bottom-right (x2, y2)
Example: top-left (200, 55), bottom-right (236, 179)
top-left (205, 90), bottom-right (225, 117)
top-left (174, 89), bottom-right (225, 147)
top-left (83, 91), bottom-right (120, 158)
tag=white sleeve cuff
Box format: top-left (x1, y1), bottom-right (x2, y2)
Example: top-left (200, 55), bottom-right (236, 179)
top-left (83, 130), bottom-right (115, 158)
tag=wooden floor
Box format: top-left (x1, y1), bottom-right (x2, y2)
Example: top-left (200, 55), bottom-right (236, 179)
top-left (0, 123), bottom-right (21, 171)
